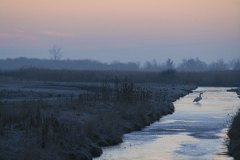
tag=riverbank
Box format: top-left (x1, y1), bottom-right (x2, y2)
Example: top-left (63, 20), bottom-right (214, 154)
top-left (0, 81), bottom-right (196, 160)
top-left (228, 88), bottom-right (240, 160)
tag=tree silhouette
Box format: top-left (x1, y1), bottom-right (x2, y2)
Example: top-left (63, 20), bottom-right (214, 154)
top-left (209, 59), bottom-right (228, 71)
top-left (178, 58), bottom-right (207, 71)
top-left (165, 58), bottom-right (174, 70)
top-left (49, 45), bottom-right (62, 60)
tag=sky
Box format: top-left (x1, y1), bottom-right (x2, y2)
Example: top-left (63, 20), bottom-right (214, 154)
top-left (0, 0), bottom-right (239, 63)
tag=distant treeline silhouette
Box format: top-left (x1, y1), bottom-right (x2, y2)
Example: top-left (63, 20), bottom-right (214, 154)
top-left (0, 57), bottom-right (240, 71)
top-left (1, 69), bottom-right (240, 86)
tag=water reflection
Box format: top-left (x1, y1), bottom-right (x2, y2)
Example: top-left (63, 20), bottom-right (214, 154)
top-left (95, 87), bottom-right (240, 160)
top-left (194, 103), bottom-right (202, 107)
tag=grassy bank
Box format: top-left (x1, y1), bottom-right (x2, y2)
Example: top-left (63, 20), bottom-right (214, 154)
top-left (0, 81), bottom-right (195, 160)
top-left (228, 88), bottom-right (240, 160)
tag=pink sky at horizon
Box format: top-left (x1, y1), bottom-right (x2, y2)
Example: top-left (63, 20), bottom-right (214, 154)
top-left (0, 0), bottom-right (239, 63)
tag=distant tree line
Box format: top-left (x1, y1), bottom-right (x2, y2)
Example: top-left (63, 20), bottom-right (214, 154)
top-left (0, 57), bottom-right (240, 71)
top-left (1, 68), bottom-right (240, 86)
top-left (143, 58), bottom-right (240, 71)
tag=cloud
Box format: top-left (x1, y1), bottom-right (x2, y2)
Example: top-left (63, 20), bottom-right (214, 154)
top-left (0, 32), bottom-right (12, 39)
top-left (0, 29), bottom-right (26, 39)
top-left (43, 31), bottom-right (73, 37)
top-left (15, 29), bottom-right (25, 34)
top-left (0, 31), bottom-right (38, 45)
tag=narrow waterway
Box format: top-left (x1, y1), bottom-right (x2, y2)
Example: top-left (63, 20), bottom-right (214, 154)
top-left (95, 87), bottom-right (240, 160)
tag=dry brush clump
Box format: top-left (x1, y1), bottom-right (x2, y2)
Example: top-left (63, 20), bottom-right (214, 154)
top-left (0, 101), bottom-right (97, 160)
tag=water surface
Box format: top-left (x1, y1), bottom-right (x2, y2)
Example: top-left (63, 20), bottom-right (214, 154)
top-left (95, 87), bottom-right (240, 160)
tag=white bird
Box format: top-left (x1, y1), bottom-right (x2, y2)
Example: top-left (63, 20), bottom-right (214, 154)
top-left (193, 92), bottom-right (203, 103)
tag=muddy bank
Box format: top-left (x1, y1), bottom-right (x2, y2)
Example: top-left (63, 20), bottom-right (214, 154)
top-left (0, 81), bottom-right (196, 160)
top-left (228, 88), bottom-right (240, 160)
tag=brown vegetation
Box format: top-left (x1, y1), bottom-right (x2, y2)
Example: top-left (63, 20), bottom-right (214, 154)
top-left (0, 80), bottom-right (195, 160)
top-left (228, 88), bottom-right (240, 160)
top-left (228, 110), bottom-right (240, 160)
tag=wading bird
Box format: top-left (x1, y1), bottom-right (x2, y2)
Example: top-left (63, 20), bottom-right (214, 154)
top-left (193, 92), bottom-right (203, 103)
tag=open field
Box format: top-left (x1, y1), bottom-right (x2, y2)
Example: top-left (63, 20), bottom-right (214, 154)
top-left (1, 69), bottom-right (239, 160)
top-left (0, 69), bottom-right (240, 86)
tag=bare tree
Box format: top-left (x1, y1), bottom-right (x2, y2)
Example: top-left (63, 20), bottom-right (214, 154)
top-left (165, 58), bottom-right (174, 70)
top-left (49, 45), bottom-right (62, 60)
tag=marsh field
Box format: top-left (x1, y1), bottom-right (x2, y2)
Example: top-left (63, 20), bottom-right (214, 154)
top-left (0, 69), bottom-right (240, 160)
top-left (1, 0), bottom-right (240, 159)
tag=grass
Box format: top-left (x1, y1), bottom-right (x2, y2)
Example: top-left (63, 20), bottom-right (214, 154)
top-left (0, 80), bottom-right (194, 160)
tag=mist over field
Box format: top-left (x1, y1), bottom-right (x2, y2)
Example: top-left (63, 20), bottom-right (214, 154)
top-left (0, 57), bottom-right (240, 71)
